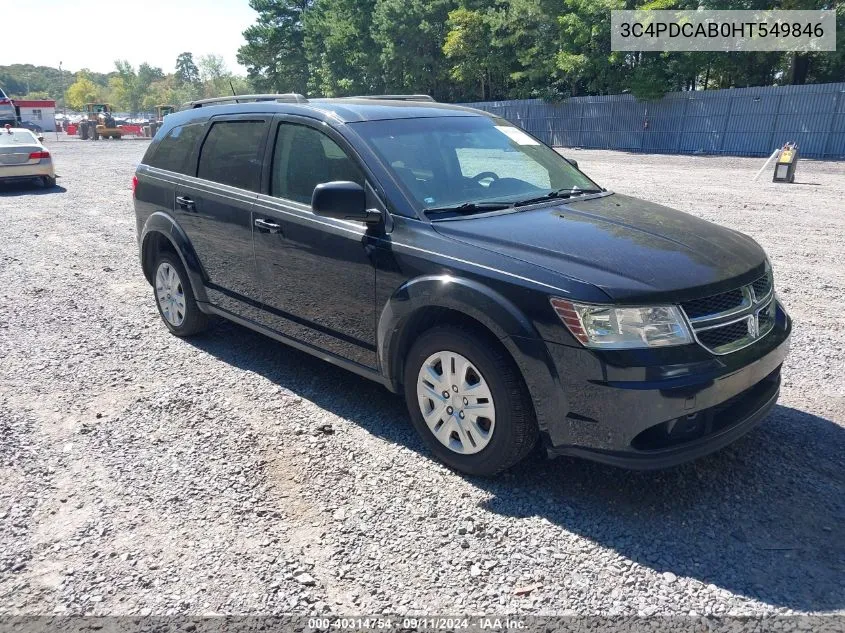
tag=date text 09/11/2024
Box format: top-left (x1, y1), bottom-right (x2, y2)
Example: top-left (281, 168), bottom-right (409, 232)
top-left (307, 617), bottom-right (528, 630)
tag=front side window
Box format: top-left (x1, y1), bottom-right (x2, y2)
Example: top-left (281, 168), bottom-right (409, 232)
top-left (197, 121), bottom-right (267, 192)
top-left (271, 123), bottom-right (364, 204)
top-left (146, 123), bottom-right (205, 175)
top-left (351, 116), bottom-right (599, 212)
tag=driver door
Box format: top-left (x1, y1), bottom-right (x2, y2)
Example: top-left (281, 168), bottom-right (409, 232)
top-left (251, 118), bottom-right (378, 368)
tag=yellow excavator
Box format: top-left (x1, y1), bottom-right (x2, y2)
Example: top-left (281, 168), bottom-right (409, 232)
top-left (156, 104), bottom-right (176, 119)
top-left (149, 104), bottom-right (176, 136)
top-left (78, 103), bottom-right (122, 140)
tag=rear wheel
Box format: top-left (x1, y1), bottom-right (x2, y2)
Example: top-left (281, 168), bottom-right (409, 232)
top-left (42, 175), bottom-right (57, 188)
top-left (152, 253), bottom-right (209, 337)
top-left (403, 325), bottom-right (538, 476)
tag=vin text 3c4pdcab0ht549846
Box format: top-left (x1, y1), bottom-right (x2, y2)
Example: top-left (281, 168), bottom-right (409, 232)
top-left (133, 94), bottom-right (791, 476)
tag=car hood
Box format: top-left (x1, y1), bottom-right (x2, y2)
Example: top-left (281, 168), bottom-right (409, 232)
top-left (431, 193), bottom-right (767, 302)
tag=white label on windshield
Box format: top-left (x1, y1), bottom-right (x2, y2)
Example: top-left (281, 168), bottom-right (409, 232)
top-left (495, 126), bottom-right (540, 145)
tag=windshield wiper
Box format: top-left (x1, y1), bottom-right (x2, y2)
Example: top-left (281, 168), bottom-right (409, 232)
top-left (425, 201), bottom-right (515, 216)
top-left (513, 188), bottom-right (604, 208)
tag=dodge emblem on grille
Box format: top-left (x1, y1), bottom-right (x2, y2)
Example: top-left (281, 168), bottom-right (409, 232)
top-left (747, 315), bottom-right (760, 338)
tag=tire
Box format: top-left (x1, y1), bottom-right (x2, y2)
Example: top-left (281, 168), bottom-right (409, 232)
top-left (152, 252), bottom-right (209, 337)
top-left (42, 175), bottom-right (57, 188)
top-left (403, 325), bottom-right (538, 476)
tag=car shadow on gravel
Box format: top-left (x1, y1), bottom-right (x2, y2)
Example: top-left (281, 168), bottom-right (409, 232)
top-left (189, 321), bottom-right (843, 613)
top-left (0, 182), bottom-right (67, 196)
top-left (483, 406), bottom-right (845, 613)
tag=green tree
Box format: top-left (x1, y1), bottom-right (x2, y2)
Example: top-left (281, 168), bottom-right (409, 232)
top-left (198, 53), bottom-right (228, 85)
top-left (554, 0), bottom-right (630, 98)
top-left (21, 91), bottom-right (52, 100)
top-left (0, 64), bottom-right (79, 101)
top-left (371, 0), bottom-right (456, 98)
top-left (112, 60), bottom-right (142, 111)
top-left (497, 0), bottom-right (562, 98)
top-left (198, 54), bottom-right (233, 98)
top-left (443, 6), bottom-right (510, 100)
top-left (232, 0), bottom-right (842, 103)
top-left (66, 72), bottom-right (103, 110)
top-left (304, 0), bottom-right (382, 96)
top-left (175, 52), bottom-right (200, 86)
top-left (238, 0), bottom-right (312, 93)
top-left (139, 63), bottom-right (165, 88)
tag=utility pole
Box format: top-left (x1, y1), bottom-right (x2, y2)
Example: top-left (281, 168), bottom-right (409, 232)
top-left (59, 61), bottom-right (67, 117)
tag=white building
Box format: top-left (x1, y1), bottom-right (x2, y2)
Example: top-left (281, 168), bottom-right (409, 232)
top-left (14, 99), bottom-right (57, 132)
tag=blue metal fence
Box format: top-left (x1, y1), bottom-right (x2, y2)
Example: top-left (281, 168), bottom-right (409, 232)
top-left (462, 82), bottom-right (845, 159)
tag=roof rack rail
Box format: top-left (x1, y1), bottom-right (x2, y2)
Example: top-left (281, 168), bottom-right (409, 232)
top-left (343, 94), bottom-right (436, 103)
top-left (182, 93), bottom-right (309, 109)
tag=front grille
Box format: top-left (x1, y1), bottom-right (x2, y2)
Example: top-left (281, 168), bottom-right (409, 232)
top-left (752, 274), bottom-right (773, 300)
top-left (758, 299), bottom-right (776, 330)
top-left (697, 320), bottom-right (749, 350)
top-left (681, 271), bottom-right (775, 355)
top-left (682, 288), bottom-right (746, 319)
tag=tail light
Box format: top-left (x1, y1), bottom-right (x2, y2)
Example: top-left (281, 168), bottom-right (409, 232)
top-left (131, 175), bottom-right (138, 197)
top-left (29, 151), bottom-right (50, 160)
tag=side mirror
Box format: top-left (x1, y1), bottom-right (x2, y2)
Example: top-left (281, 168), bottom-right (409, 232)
top-left (312, 181), bottom-right (379, 223)
top-left (38, 136), bottom-right (45, 142)
top-left (565, 157), bottom-right (579, 170)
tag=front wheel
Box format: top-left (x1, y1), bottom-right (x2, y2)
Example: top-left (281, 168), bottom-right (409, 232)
top-left (152, 253), bottom-right (209, 337)
top-left (403, 325), bottom-right (538, 476)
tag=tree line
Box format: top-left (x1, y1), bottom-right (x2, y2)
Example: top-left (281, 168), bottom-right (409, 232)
top-left (3, 1), bottom-right (842, 111)
top-left (0, 54), bottom-right (250, 113)
top-left (237, 0), bottom-right (845, 102)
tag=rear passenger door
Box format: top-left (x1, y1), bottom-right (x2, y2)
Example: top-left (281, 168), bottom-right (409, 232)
top-left (251, 118), bottom-right (377, 368)
top-left (176, 115), bottom-right (270, 321)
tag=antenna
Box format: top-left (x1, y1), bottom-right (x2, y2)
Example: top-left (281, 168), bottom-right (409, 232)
top-left (229, 80), bottom-right (239, 103)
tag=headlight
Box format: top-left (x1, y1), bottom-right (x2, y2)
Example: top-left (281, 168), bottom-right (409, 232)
top-left (550, 299), bottom-right (693, 349)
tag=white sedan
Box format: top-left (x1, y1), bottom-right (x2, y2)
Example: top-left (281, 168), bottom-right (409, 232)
top-left (0, 127), bottom-right (57, 188)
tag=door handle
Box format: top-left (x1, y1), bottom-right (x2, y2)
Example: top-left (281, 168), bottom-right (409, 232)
top-left (176, 196), bottom-right (195, 211)
top-left (254, 218), bottom-right (283, 234)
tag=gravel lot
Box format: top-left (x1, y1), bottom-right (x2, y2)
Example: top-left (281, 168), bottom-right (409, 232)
top-left (1, 138), bottom-right (843, 618)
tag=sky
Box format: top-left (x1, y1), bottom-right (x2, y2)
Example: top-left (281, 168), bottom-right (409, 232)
top-left (2, 0), bottom-right (257, 75)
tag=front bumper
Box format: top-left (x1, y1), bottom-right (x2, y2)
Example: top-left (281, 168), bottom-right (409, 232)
top-left (541, 303), bottom-right (791, 469)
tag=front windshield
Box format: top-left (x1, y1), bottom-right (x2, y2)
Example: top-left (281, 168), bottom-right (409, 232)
top-left (351, 116), bottom-right (601, 213)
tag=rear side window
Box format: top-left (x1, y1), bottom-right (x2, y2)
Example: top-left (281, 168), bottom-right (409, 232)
top-left (197, 121), bottom-right (266, 192)
top-left (271, 123), bottom-right (364, 204)
top-left (146, 123), bottom-right (204, 174)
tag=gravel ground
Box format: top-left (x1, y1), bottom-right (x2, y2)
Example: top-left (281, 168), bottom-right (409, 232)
top-left (1, 139), bottom-right (843, 618)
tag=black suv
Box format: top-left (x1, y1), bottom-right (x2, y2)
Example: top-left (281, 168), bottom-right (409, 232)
top-left (133, 94), bottom-right (791, 476)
